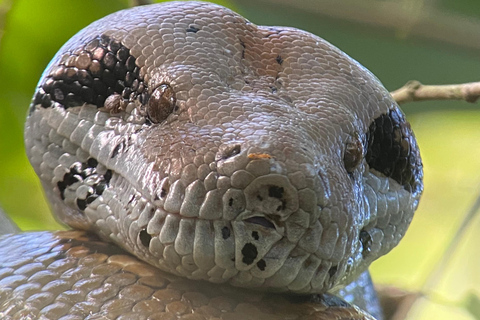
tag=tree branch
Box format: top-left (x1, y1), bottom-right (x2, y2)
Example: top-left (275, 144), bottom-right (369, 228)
top-left (391, 80), bottom-right (480, 105)
top-left (129, 0), bottom-right (153, 7)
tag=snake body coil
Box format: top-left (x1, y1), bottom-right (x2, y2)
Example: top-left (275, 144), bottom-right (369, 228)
top-left (0, 2), bottom-right (423, 319)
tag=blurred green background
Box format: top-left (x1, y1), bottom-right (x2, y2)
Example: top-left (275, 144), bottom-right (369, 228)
top-left (1, 0), bottom-right (479, 319)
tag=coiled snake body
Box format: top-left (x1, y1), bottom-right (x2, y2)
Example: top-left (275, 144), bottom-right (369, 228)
top-left (0, 2), bottom-right (423, 319)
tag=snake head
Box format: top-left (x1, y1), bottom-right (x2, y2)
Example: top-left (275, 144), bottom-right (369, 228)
top-left (25, 2), bottom-right (423, 294)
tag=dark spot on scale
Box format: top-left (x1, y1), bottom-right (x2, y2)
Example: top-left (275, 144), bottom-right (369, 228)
top-left (257, 195), bottom-right (263, 201)
top-left (104, 170), bottom-right (112, 183)
top-left (241, 243), bottom-right (258, 265)
top-left (86, 195), bottom-right (97, 205)
top-left (359, 229), bottom-right (373, 258)
top-left (77, 198), bottom-right (87, 211)
top-left (269, 86), bottom-right (278, 93)
top-left (268, 186), bottom-right (284, 199)
top-left (160, 188), bottom-right (168, 198)
top-left (328, 265), bottom-right (338, 278)
top-left (257, 259), bottom-right (266, 271)
top-left (127, 195), bottom-right (135, 205)
top-left (221, 226), bottom-right (230, 239)
top-left (186, 25), bottom-right (200, 33)
top-left (228, 198), bottom-right (234, 207)
top-left (240, 39), bottom-right (246, 59)
top-left (111, 141), bottom-right (124, 158)
top-left (251, 231), bottom-right (259, 240)
top-left (139, 229), bottom-right (152, 247)
top-left (87, 157), bottom-right (98, 168)
top-left (276, 55), bottom-right (283, 65)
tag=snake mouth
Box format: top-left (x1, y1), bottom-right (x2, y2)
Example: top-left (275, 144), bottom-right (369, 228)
top-left (244, 216), bottom-right (276, 229)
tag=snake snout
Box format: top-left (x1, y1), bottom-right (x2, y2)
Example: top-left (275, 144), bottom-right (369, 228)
top-left (244, 175), bottom-right (299, 218)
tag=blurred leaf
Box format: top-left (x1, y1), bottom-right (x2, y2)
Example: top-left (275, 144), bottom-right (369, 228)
top-left (464, 292), bottom-right (480, 320)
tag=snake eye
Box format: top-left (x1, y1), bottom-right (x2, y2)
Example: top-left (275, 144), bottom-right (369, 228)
top-left (344, 133), bottom-right (364, 173)
top-left (146, 83), bottom-right (176, 123)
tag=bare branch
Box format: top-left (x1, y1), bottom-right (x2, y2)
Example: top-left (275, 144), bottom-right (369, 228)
top-left (391, 80), bottom-right (480, 105)
top-left (129, 0), bottom-right (153, 7)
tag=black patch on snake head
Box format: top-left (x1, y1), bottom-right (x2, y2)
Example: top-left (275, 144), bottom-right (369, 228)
top-left (139, 229), bottom-right (152, 247)
top-left (31, 34), bottom-right (146, 112)
top-left (241, 243), bottom-right (258, 265)
top-left (145, 83), bottom-right (176, 124)
top-left (365, 108), bottom-right (423, 192)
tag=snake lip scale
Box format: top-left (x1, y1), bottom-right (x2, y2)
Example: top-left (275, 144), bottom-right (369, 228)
top-left (4, 1), bottom-right (422, 319)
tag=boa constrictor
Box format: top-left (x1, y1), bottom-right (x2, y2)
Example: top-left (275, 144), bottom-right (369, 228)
top-left (0, 2), bottom-right (423, 319)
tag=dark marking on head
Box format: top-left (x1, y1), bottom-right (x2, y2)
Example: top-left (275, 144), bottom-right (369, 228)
top-left (241, 243), bottom-right (258, 265)
top-left (366, 108), bottom-right (423, 192)
top-left (221, 226), bottom-right (231, 239)
top-left (57, 159), bottom-right (112, 212)
top-left (328, 265), bottom-right (338, 278)
top-left (268, 186), bottom-right (284, 199)
top-left (257, 259), bottom-right (266, 271)
top-left (359, 229), bottom-right (373, 258)
top-left (139, 229), bottom-right (152, 247)
top-left (160, 189), bottom-right (168, 198)
top-left (87, 158), bottom-right (98, 168)
top-left (239, 39), bottom-right (246, 59)
top-left (186, 25), bottom-right (200, 33)
top-left (76, 198), bottom-right (87, 211)
top-left (251, 231), bottom-right (259, 240)
top-left (276, 55), bottom-right (283, 65)
top-left (31, 34), bottom-right (146, 112)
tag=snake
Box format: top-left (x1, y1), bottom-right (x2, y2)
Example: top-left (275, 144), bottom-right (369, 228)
top-left (0, 1), bottom-right (423, 319)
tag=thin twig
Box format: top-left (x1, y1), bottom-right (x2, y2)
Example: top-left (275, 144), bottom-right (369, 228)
top-left (390, 80), bottom-right (480, 105)
top-left (129, 0), bottom-right (153, 7)
top-left (421, 188), bottom-right (480, 293)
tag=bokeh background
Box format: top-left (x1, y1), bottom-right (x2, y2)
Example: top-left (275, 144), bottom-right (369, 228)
top-left (1, 0), bottom-right (479, 319)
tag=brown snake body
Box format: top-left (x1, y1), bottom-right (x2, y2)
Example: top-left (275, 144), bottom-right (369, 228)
top-left (0, 2), bottom-right (423, 319)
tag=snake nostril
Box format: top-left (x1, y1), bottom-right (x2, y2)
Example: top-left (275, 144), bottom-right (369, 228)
top-left (139, 229), bottom-right (152, 247)
top-left (218, 144), bottom-right (242, 160)
top-left (244, 216), bottom-right (275, 229)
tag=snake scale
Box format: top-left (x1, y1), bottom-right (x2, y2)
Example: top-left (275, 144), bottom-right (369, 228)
top-left (0, 2), bottom-right (423, 319)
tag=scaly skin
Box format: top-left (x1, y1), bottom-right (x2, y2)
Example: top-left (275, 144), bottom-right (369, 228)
top-left (2, 1), bottom-right (422, 318)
